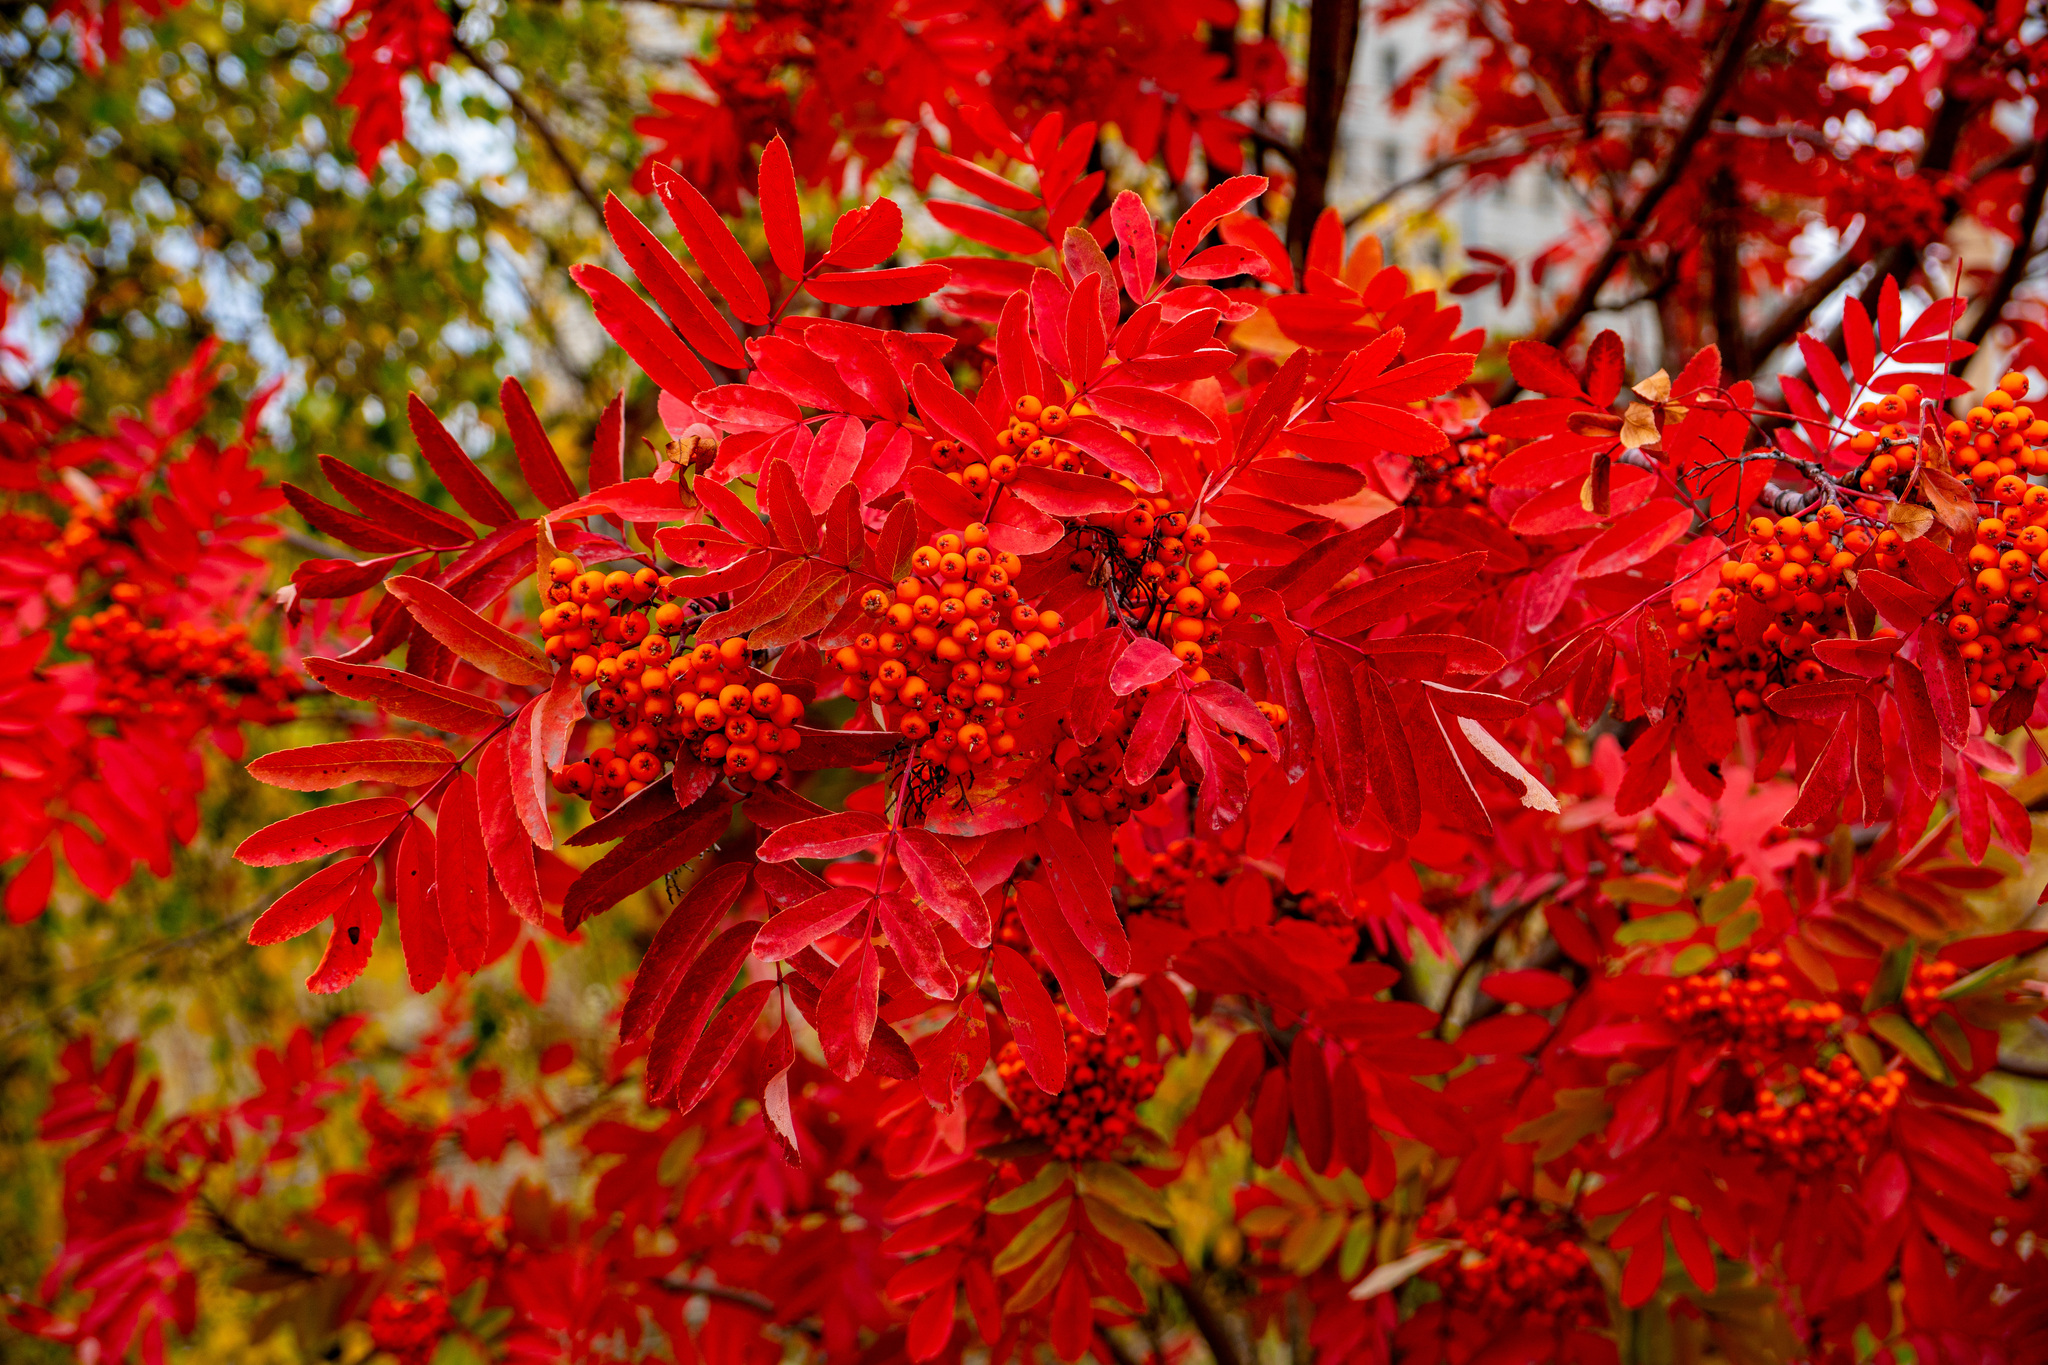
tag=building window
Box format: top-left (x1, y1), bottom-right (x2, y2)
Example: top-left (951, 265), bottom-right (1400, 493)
top-left (1381, 46), bottom-right (1400, 94)
top-left (1380, 143), bottom-right (1400, 184)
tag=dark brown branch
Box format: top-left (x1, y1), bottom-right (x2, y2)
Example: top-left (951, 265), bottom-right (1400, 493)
top-left (1706, 166), bottom-right (1750, 377)
top-left (1745, 249), bottom-right (1864, 373)
top-left (1959, 131), bottom-right (2048, 355)
top-left (1095, 1325), bottom-right (1151, 1365)
top-left (1495, 0), bottom-right (1770, 402)
top-left (1994, 1056), bottom-right (2048, 1082)
top-left (447, 33), bottom-right (607, 224)
top-left (654, 1276), bottom-right (779, 1316)
top-left (1284, 0), bottom-right (1365, 265)
top-left (1171, 1275), bottom-right (1248, 1365)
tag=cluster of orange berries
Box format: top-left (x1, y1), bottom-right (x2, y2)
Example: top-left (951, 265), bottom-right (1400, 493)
top-left (833, 524), bottom-right (1057, 792)
top-left (1673, 374), bottom-right (2048, 713)
top-left (995, 1007), bottom-right (1162, 1163)
top-left (1660, 950), bottom-right (1846, 1073)
top-left (1120, 838), bottom-right (1242, 915)
top-left (65, 597), bottom-right (300, 728)
top-left (1714, 1053), bottom-right (1905, 1175)
top-left (1417, 1201), bottom-right (1605, 1329)
top-left (928, 393), bottom-right (1089, 490)
top-left (538, 559), bottom-right (802, 812)
top-left (1900, 956), bottom-right (1960, 1027)
top-left (1410, 432), bottom-right (1505, 510)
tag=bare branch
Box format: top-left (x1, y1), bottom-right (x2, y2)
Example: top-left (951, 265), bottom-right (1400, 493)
top-left (1494, 0), bottom-right (1770, 403)
top-left (1284, 0), bottom-right (1365, 263)
top-left (448, 33), bottom-right (608, 224)
top-left (1959, 132), bottom-right (2048, 356)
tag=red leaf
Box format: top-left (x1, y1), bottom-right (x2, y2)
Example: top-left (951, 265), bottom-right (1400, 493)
top-left (1506, 340), bottom-right (1586, 399)
top-left (758, 135), bottom-right (806, 281)
top-left (823, 197), bottom-right (905, 270)
top-left (877, 891), bottom-right (957, 998)
top-left (647, 922), bottom-right (762, 1098)
top-left (805, 265), bottom-right (950, 308)
top-left (235, 797), bottom-right (410, 867)
top-left (758, 811), bottom-right (888, 861)
top-left (1191, 1033), bottom-right (1267, 1135)
top-left (4, 845), bottom-right (53, 924)
top-left (755, 887), bottom-right (871, 962)
top-left (477, 734), bottom-right (545, 926)
top-left (926, 199), bottom-right (1052, 255)
top-left (910, 364), bottom-right (1001, 464)
top-left (304, 657), bottom-right (505, 734)
top-left (1324, 400), bottom-right (1449, 456)
top-left (1189, 680), bottom-right (1278, 754)
top-left (1111, 190), bottom-right (1157, 300)
top-left (385, 575), bottom-right (552, 687)
top-left (1110, 636), bottom-right (1182, 695)
top-left (571, 264), bottom-right (715, 399)
top-left (920, 148), bottom-right (1042, 212)
top-left (408, 394), bottom-right (518, 526)
top-left (1014, 876), bottom-right (1108, 1033)
top-left (249, 855), bottom-right (372, 945)
top-left (669, 978), bottom-right (777, 1112)
top-left (563, 801), bottom-right (730, 929)
top-left (436, 771), bottom-right (491, 972)
top-left (651, 163), bottom-right (772, 323)
top-left (1290, 1033), bottom-right (1335, 1175)
top-left (1083, 386), bottom-right (1219, 442)
top-left (1033, 818), bottom-right (1128, 975)
top-left (319, 453), bottom-right (474, 545)
top-left (620, 863), bottom-right (753, 1041)
top-left (498, 377), bottom-right (580, 509)
top-left (306, 879), bottom-right (382, 994)
top-left (1005, 466), bottom-right (1137, 518)
top-left (1578, 500), bottom-right (1694, 577)
top-left (603, 195), bottom-right (746, 368)
top-left (991, 944), bottom-right (1066, 1093)
top-left (1480, 969), bottom-right (1573, 1009)
top-left (248, 739), bottom-right (452, 792)
top-left (394, 817), bottom-right (446, 993)
top-left (896, 830), bottom-right (992, 947)
top-left (819, 935), bottom-right (880, 1079)
top-left (1166, 174), bottom-right (1267, 269)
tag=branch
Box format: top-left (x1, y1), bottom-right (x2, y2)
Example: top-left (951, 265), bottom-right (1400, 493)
top-left (1960, 131), bottom-right (2048, 354)
top-left (1284, 0), bottom-right (1365, 264)
top-left (1171, 1275), bottom-right (1248, 1365)
top-left (654, 1276), bottom-right (779, 1316)
top-left (447, 33), bottom-right (607, 224)
top-left (1494, 0), bottom-right (1770, 402)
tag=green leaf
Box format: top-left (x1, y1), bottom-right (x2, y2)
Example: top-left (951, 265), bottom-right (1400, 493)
top-left (1339, 1213), bottom-right (1377, 1281)
top-left (986, 1161), bottom-right (1071, 1215)
top-left (1002, 1232), bottom-right (1073, 1312)
top-left (1602, 877), bottom-right (1685, 906)
top-left (1279, 1208), bottom-right (1348, 1276)
top-left (1842, 1031), bottom-right (1886, 1079)
top-left (1671, 943), bottom-right (1718, 975)
top-left (1863, 944), bottom-right (1916, 1012)
top-left (1930, 1010), bottom-right (1974, 1073)
top-left (1078, 1161), bottom-right (1171, 1224)
top-left (992, 1195), bottom-right (1075, 1274)
top-left (1081, 1194), bottom-right (1180, 1267)
top-left (1615, 910), bottom-right (1700, 945)
top-left (1869, 1013), bottom-right (1952, 1083)
top-left (1698, 877), bottom-right (1755, 925)
top-left (1714, 910), bottom-right (1760, 952)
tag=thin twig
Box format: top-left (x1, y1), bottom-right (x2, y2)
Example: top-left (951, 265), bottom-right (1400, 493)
top-left (1959, 131), bottom-right (2048, 356)
top-left (1496, 0), bottom-right (1770, 402)
top-left (447, 34), bottom-right (607, 224)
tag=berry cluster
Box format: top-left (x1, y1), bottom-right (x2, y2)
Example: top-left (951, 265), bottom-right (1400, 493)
top-left (1417, 1200), bottom-right (1606, 1330)
top-left (540, 559), bottom-right (801, 812)
top-left (1713, 1053), bottom-right (1905, 1175)
top-left (1660, 950), bottom-right (1846, 1072)
top-left (1410, 432), bottom-right (1506, 510)
top-left (995, 1007), bottom-right (1162, 1162)
top-left (1900, 956), bottom-right (1960, 1027)
top-left (929, 392), bottom-right (1088, 488)
top-left (1052, 502), bottom-right (1282, 823)
top-left (1120, 838), bottom-right (1242, 915)
top-left (366, 1290), bottom-right (456, 1365)
top-left (835, 524), bottom-right (1058, 797)
top-left (64, 599), bottom-right (301, 728)
top-left (1674, 374), bottom-right (2048, 713)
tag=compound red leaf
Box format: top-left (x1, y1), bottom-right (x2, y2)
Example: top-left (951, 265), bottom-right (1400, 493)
top-left (620, 863), bottom-right (753, 1041)
top-left (896, 830), bottom-right (992, 947)
top-left (304, 657), bottom-right (505, 734)
top-left (651, 163), bottom-right (772, 323)
top-left (436, 770), bottom-right (491, 973)
top-left (758, 135), bottom-right (806, 281)
top-left (571, 264), bottom-right (715, 399)
top-left (408, 394), bottom-right (519, 526)
top-left (393, 815), bottom-right (445, 993)
top-left (647, 923), bottom-right (762, 1099)
top-left (249, 855), bottom-right (373, 946)
top-left (759, 811), bottom-right (888, 861)
top-left (819, 934), bottom-right (881, 1079)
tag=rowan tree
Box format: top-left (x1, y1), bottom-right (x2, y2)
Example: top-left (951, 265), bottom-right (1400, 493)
top-left (7, 3), bottom-right (2048, 1365)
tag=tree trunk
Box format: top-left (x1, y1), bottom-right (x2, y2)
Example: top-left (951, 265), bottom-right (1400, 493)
top-left (1285, 0), bottom-right (1364, 264)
